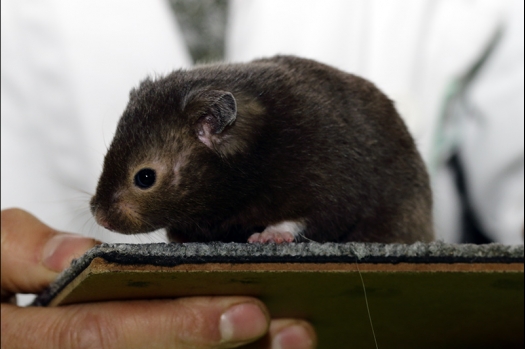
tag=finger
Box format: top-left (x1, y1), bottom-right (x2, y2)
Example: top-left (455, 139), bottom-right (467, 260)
top-left (268, 319), bottom-right (317, 349)
top-left (1, 296), bottom-right (270, 349)
top-left (243, 319), bottom-right (317, 349)
top-left (1, 208), bottom-right (99, 297)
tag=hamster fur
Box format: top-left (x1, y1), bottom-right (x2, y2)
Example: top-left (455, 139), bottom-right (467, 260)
top-left (90, 55), bottom-right (434, 243)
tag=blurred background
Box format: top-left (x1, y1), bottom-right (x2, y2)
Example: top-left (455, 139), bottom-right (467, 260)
top-left (2, 0), bottom-right (523, 247)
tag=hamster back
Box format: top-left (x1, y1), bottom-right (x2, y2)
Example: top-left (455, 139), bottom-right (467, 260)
top-left (90, 55), bottom-right (434, 243)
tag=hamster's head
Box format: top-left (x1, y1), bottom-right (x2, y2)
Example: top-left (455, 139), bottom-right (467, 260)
top-left (90, 76), bottom-right (252, 235)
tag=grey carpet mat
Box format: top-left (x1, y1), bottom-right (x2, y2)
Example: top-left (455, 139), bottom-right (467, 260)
top-left (34, 241), bottom-right (523, 307)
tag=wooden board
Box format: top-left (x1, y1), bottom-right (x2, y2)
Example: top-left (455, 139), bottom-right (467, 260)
top-left (48, 257), bottom-right (524, 349)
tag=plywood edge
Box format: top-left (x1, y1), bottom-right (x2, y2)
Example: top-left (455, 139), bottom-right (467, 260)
top-left (88, 257), bottom-right (524, 273)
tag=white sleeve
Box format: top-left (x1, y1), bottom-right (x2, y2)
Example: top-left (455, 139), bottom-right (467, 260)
top-left (1, 0), bottom-right (191, 242)
top-left (458, 0), bottom-right (524, 244)
top-left (226, 0), bottom-right (518, 243)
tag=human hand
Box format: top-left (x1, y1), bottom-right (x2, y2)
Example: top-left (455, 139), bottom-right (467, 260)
top-left (1, 208), bottom-right (316, 349)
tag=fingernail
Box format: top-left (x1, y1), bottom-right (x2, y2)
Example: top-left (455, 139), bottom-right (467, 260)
top-left (272, 325), bottom-right (313, 349)
top-left (220, 303), bottom-right (268, 343)
top-left (42, 234), bottom-right (99, 272)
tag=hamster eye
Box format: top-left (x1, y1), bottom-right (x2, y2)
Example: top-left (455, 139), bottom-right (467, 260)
top-left (134, 168), bottom-right (156, 189)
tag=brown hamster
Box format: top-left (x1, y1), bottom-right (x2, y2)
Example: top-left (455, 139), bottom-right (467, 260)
top-left (90, 55), bottom-right (434, 244)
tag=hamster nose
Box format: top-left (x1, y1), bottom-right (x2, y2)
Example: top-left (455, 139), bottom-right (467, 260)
top-left (97, 216), bottom-right (115, 231)
top-left (92, 207), bottom-right (115, 231)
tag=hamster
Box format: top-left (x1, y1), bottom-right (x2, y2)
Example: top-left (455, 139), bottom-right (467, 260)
top-left (90, 55), bottom-right (434, 244)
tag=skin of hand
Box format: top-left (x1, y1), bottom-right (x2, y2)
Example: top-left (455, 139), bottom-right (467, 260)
top-left (1, 208), bottom-right (316, 349)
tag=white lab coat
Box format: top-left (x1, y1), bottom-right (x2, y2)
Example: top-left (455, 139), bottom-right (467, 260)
top-left (1, 0), bottom-right (191, 243)
top-left (2, 0), bottom-right (523, 245)
top-left (226, 0), bottom-right (524, 243)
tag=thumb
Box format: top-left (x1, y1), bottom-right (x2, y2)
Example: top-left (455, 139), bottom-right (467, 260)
top-left (1, 208), bottom-right (99, 299)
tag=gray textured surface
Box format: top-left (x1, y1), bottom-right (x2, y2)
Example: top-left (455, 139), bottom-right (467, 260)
top-left (34, 241), bottom-right (524, 306)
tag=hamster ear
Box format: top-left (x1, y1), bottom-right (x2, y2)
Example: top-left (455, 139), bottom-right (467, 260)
top-left (195, 91), bottom-right (237, 149)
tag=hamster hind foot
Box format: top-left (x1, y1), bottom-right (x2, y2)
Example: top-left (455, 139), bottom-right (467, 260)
top-left (248, 220), bottom-right (305, 243)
